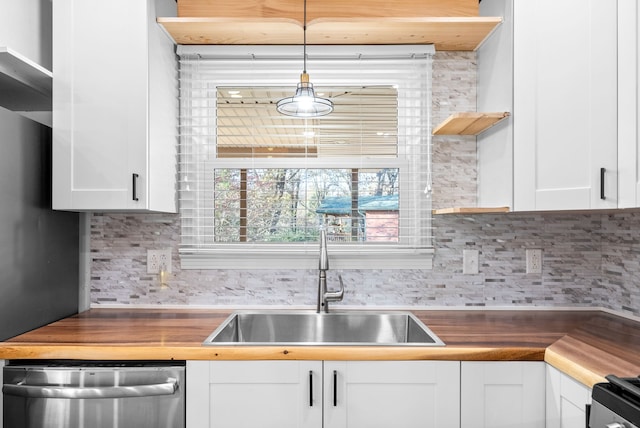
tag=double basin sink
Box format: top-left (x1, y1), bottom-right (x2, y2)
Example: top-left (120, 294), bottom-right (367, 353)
top-left (203, 310), bottom-right (445, 346)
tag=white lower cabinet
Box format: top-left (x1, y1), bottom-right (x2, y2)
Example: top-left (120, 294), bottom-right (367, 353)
top-left (324, 361), bottom-right (460, 428)
top-left (186, 360), bottom-right (460, 428)
top-left (461, 362), bottom-right (545, 428)
top-left (546, 365), bottom-right (591, 428)
top-left (187, 360), bottom-right (582, 428)
top-left (210, 360), bottom-right (322, 428)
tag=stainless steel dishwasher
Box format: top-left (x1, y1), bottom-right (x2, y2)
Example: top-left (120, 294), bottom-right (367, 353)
top-left (3, 361), bottom-right (185, 428)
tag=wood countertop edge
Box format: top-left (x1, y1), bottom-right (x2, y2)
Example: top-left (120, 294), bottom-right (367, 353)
top-left (0, 342), bottom-right (611, 388)
top-left (544, 334), bottom-right (640, 388)
top-left (0, 344), bottom-right (544, 362)
top-left (544, 348), bottom-right (607, 388)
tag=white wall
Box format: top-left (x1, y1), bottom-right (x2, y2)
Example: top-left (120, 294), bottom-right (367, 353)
top-left (0, 0), bottom-right (52, 69)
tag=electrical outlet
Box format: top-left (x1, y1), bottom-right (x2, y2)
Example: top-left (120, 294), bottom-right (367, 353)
top-left (463, 249), bottom-right (479, 275)
top-left (526, 249), bottom-right (542, 274)
top-left (147, 248), bottom-right (172, 274)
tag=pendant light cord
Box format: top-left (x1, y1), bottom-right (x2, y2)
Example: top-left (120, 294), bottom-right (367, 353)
top-left (303, 0), bottom-right (307, 74)
top-left (276, 0), bottom-right (333, 117)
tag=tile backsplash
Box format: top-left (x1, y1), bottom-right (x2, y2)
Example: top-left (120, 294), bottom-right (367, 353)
top-left (88, 52), bottom-right (640, 318)
top-left (90, 211), bottom-right (639, 317)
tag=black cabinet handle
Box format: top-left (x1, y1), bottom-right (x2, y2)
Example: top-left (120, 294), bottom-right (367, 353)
top-left (585, 404), bottom-right (591, 428)
top-left (333, 370), bottom-right (337, 406)
top-left (132, 173), bottom-right (139, 201)
top-left (309, 371), bottom-right (313, 407)
top-left (600, 168), bottom-right (606, 200)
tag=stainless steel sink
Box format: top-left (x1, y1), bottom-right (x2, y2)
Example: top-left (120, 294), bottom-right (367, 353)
top-left (203, 311), bottom-right (445, 346)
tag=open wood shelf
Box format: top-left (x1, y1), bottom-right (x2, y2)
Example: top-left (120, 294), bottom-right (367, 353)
top-left (0, 47), bottom-right (52, 126)
top-left (433, 112), bottom-right (510, 135)
top-left (433, 207), bottom-right (510, 215)
top-left (157, 16), bottom-right (503, 51)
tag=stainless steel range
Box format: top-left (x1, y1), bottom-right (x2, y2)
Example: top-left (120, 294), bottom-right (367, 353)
top-left (590, 375), bottom-right (640, 428)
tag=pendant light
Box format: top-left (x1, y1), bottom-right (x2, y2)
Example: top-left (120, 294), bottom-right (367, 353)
top-left (276, 0), bottom-right (333, 117)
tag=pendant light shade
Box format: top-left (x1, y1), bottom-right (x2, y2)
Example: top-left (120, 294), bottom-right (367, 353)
top-left (276, 0), bottom-right (333, 117)
top-left (276, 72), bottom-right (333, 117)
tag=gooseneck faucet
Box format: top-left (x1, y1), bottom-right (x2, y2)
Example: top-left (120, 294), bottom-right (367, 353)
top-left (317, 228), bottom-right (344, 313)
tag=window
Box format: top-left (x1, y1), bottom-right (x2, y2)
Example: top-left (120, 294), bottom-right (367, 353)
top-left (178, 45), bottom-right (434, 269)
top-left (213, 167), bottom-right (400, 244)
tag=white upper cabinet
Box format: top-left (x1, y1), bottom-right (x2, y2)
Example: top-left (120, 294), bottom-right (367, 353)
top-left (513, 0), bottom-right (617, 211)
top-left (477, 0), bottom-right (514, 210)
top-left (479, 0), bottom-right (618, 211)
top-left (52, 0), bottom-right (177, 212)
top-left (617, 0), bottom-right (640, 208)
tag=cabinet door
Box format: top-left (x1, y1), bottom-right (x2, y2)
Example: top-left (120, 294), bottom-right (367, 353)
top-left (207, 361), bottom-right (322, 428)
top-left (52, 0), bottom-right (177, 212)
top-left (546, 365), bottom-right (591, 428)
top-left (186, 361), bottom-right (210, 428)
top-left (618, 0), bottom-right (640, 208)
top-left (513, 0), bottom-right (618, 211)
top-left (461, 361), bottom-right (545, 428)
top-left (53, 0), bottom-right (148, 210)
top-left (324, 361), bottom-right (460, 428)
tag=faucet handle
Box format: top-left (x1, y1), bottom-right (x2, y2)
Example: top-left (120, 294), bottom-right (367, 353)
top-left (325, 274), bottom-right (345, 303)
top-left (338, 274), bottom-right (344, 294)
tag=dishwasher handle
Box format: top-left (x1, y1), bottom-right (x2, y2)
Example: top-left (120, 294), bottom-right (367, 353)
top-left (2, 378), bottom-right (178, 399)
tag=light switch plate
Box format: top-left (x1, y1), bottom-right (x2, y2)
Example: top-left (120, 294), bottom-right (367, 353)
top-left (463, 249), bottom-right (479, 275)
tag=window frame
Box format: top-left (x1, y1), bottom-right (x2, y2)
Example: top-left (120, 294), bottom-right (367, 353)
top-left (178, 45), bottom-right (435, 270)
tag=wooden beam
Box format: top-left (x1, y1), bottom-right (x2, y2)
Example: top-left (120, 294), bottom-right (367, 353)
top-left (158, 16), bottom-right (503, 51)
top-left (178, 0), bottom-right (480, 21)
top-left (307, 17), bottom-right (502, 51)
top-left (158, 17), bottom-right (302, 45)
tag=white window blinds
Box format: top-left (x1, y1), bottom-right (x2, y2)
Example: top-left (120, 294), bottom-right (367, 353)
top-left (178, 45), bottom-right (434, 269)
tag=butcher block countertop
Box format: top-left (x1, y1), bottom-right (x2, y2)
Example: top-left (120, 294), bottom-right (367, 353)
top-left (1, 308), bottom-right (639, 388)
